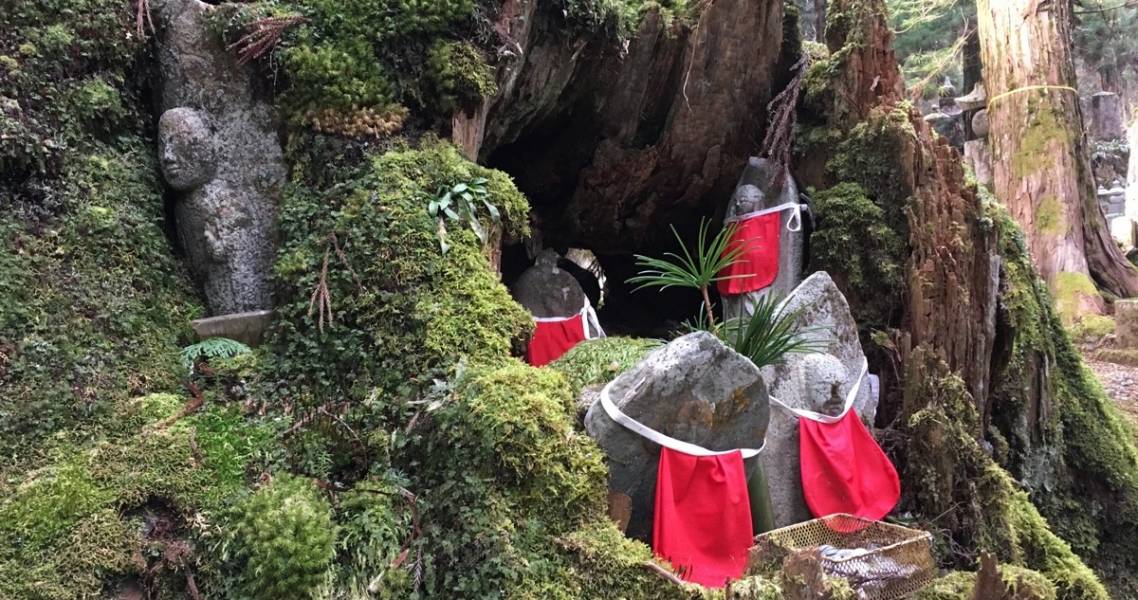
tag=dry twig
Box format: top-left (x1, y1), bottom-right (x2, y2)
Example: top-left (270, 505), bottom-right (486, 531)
top-left (227, 15), bottom-right (307, 65)
top-left (760, 53), bottom-right (811, 170)
top-left (134, 0), bottom-right (154, 39)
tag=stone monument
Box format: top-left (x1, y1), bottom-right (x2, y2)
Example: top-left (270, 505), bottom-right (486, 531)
top-left (721, 157), bottom-right (805, 323)
top-left (511, 249), bottom-right (591, 318)
top-left (1089, 91), bottom-right (1125, 142)
top-left (584, 332), bottom-right (771, 541)
top-left (155, 0), bottom-right (285, 330)
top-left (759, 271), bottom-right (878, 527)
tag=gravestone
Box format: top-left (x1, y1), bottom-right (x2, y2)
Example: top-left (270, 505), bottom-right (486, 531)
top-left (971, 109), bottom-right (990, 138)
top-left (1089, 92), bottom-right (1125, 141)
top-left (722, 157), bottom-right (805, 323)
top-left (1127, 120), bottom-right (1138, 222)
top-left (1116, 299), bottom-right (1138, 349)
top-left (584, 332), bottom-right (770, 540)
top-left (759, 271), bottom-right (877, 527)
top-left (155, 0), bottom-right (285, 320)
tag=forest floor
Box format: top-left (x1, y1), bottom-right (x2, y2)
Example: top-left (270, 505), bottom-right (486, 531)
top-left (1086, 356), bottom-right (1138, 427)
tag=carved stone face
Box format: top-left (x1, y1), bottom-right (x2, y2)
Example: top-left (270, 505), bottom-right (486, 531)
top-left (732, 183), bottom-right (766, 215)
top-left (801, 353), bottom-right (848, 416)
top-left (158, 107), bottom-right (215, 191)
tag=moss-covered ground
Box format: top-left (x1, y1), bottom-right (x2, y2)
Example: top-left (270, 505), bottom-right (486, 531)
top-left (7, 0), bottom-right (1138, 597)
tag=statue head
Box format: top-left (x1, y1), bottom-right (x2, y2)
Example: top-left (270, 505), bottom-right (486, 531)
top-left (731, 183), bottom-right (766, 215)
top-left (535, 248), bottom-right (562, 270)
top-left (158, 107), bottom-right (215, 191)
top-left (801, 353), bottom-right (848, 416)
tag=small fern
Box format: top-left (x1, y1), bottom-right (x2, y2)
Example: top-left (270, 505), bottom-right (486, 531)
top-left (180, 337), bottom-right (251, 369)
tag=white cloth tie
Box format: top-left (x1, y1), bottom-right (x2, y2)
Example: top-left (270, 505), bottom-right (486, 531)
top-left (599, 378), bottom-right (764, 458)
top-left (532, 297), bottom-right (606, 339)
top-left (768, 358), bottom-right (869, 424)
top-left (724, 202), bottom-right (805, 232)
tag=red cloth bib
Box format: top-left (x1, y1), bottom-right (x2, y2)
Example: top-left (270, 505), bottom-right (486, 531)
top-left (653, 448), bottom-right (753, 588)
top-left (717, 212), bottom-right (781, 295)
top-left (798, 411), bottom-right (900, 521)
top-left (526, 314), bottom-right (586, 366)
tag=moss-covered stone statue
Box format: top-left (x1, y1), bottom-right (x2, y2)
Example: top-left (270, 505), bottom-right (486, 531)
top-left (154, 0), bottom-right (285, 318)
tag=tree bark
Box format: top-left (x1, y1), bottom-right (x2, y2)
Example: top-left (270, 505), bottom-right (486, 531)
top-left (813, 0), bottom-right (827, 41)
top-left (976, 0), bottom-right (1138, 315)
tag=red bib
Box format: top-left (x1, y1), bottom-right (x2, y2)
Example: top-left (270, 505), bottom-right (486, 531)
top-left (798, 411), bottom-right (900, 521)
top-left (717, 212), bottom-right (781, 295)
top-left (653, 448), bottom-right (753, 588)
top-left (526, 314), bottom-right (586, 366)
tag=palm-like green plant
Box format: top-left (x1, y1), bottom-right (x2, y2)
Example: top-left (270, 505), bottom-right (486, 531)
top-left (630, 217), bottom-right (817, 368)
top-left (719, 295), bottom-right (822, 369)
top-left (627, 218), bottom-right (742, 330)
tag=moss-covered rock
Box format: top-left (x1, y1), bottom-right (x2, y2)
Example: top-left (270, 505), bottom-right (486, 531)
top-left (268, 139), bottom-right (531, 404)
top-left (550, 336), bottom-right (664, 396)
top-left (0, 404), bottom-right (280, 598)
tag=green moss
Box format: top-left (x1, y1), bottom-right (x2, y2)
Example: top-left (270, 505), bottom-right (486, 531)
top-left (902, 347), bottom-right (1108, 600)
top-left (1052, 272), bottom-right (1099, 324)
top-left (269, 139), bottom-right (530, 402)
top-left (1011, 106), bottom-right (1067, 179)
top-left (984, 200), bottom-right (1138, 597)
top-left (425, 40), bottom-right (498, 115)
top-left (227, 474), bottom-right (336, 599)
top-left (550, 336), bottom-right (663, 395)
top-left (913, 566), bottom-right (1058, 600)
top-left (1035, 195), bottom-right (1063, 235)
top-left (912, 572), bottom-right (976, 600)
top-left (0, 404), bottom-right (280, 598)
top-left (808, 182), bottom-right (905, 330)
top-left (1068, 315), bottom-right (1115, 343)
top-left (559, 0), bottom-right (699, 39)
top-left (0, 0), bottom-right (201, 466)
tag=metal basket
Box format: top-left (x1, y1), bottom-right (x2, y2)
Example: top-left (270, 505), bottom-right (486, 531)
top-left (750, 514), bottom-right (935, 599)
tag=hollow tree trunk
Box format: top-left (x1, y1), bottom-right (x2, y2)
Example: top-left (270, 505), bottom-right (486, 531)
top-left (976, 0), bottom-right (1138, 316)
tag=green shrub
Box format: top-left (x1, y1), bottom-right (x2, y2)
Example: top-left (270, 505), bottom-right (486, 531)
top-left (424, 40), bottom-right (497, 114)
top-left (269, 139), bottom-right (531, 403)
top-left (229, 474), bottom-right (336, 599)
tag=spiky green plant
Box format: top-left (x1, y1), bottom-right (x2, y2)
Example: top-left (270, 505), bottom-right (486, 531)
top-left (631, 218), bottom-right (815, 368)
top-left (627, 218), bottom-right (742, 329)
top-left (719, 295), bottom-right (823, 369)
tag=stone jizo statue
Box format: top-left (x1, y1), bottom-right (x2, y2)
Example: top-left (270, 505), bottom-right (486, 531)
top-left (721, 157), bottom-right (805, 322)
top-left (155, 0), bottom-right (285, 321)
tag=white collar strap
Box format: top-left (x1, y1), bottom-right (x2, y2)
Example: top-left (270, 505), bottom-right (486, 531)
top-left (724, 202), bottom-right (805, 232)
top-left (769, 358), bottom-right (869, 424)
top-left (599, 378), bottom-right (764, 458)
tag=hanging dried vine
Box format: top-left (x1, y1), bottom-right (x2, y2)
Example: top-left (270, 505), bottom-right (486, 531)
top-left (760, 53), bottom-right (811, 169)
top-left (306, 233), bottom-right (362, 333)
top-left (134, 0), bottom-right (154, 39)
top-left (227, 15), bottom-right (307, 65)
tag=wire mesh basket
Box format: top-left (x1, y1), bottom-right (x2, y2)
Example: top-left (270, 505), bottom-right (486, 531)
top-left (749, 514), bottom-right (935, 599)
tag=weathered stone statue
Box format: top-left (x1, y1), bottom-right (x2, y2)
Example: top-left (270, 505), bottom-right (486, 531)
top-left (584, 332), bottom-right (771, 540)
top-left (154, 0), bottom-right (285, 320)
top-left (511, 249), bottom-right (589, 318)
top-left (759, 272), bottom-right (877, 527)
top-left (721, 157), bottom-right (804, 323)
